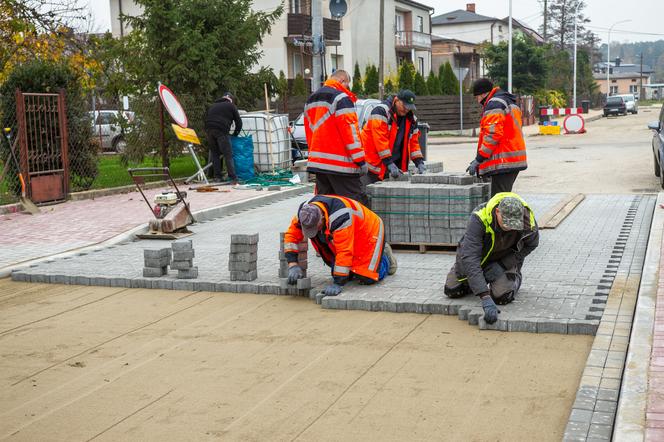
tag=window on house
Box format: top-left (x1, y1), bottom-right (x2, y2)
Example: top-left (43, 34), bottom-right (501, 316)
top-left (331, 54), bottom-right (343, 72)
top-left (611, 79), bottom-right (617, 83)
top-left (630, 85), bottom-right (638, 94)
top-left (293, 52), bottom-right (303, 77)
top-left (417, 16), bottom-right (424, 33)
top-left (290, 0), bottom-right (301, 13)
top-left (610, 86), bottom-right (619, 95)
top-left (631, 79), bottom-right (637, 82)
top-left (418, 57), bottom-right (425, 75)
top-left (498, 25), bottom-right (503, 32)
top-left (395, 14), bottom-right (404, 32)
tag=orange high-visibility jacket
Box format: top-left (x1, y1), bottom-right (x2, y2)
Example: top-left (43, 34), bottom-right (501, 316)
top-left (304, 79), bottom-right (365, 175)
top-left (284, 195), bottom-right (385, 282)
top-left (360, 100), bottom-right (423, 179)
top-left (476, 87), bottom-right (528, 176)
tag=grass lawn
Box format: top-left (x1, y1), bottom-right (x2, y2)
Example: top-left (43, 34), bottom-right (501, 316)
top-left (91, 154), bottom-right (205, 189)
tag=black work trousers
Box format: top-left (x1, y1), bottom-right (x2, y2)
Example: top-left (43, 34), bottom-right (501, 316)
top-left (486, 171), bottom-right (519, 197)
top-left (206, 129), bottom-right (235, 181)
top-left (315, 172), bottom-right (368, 206)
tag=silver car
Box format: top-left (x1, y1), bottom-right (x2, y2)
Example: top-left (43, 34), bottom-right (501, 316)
top-left (618, 94), bottom-right (639, 114)
top-left (89, 110), bottom-right (135, 152)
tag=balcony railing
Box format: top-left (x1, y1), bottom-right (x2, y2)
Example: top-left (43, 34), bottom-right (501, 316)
top-left (287, 13), bottom-right (340, 42)
top-left (395, 31), bottom-right (432, 50)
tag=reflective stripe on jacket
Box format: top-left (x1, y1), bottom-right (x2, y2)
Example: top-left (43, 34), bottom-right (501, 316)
top-left (284, 195), bottom-right (385, 282)
top-left (455, 192), bottom-right (539, 295)
top-left (476, 87), bottom-right (527, 176)
top-left (360, 100), bottom-right (423, 179)
top-left (304, 79), bottom-right (364, 175)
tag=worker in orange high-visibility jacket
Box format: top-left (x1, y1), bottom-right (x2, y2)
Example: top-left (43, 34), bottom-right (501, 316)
top-left (283, 195), bottom-right (397, 297)
top-left (304, 70), bottom-right (368, 204)
top-left (360, 89), bottom-right (426, 185)
top-left (466, 78), bottom-right (527, 197)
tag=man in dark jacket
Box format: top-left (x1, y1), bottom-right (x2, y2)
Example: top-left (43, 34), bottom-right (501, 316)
top-left (204, 93), bottom-right (242, 183)
top-left (443, 192), bottom-right (539, 325)
top-left (467, 78), bottom-right (527, 197)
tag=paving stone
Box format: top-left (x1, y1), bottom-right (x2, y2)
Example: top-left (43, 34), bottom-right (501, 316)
top-left (507, 319), bottom-right (538, 333)
top-left (478, 317), bottom-right (508, 331)
top-left (279, 278), bottom-right (290, 289)
top-left (172, 280), bottom-right (194, 291)
top-left (537, 318), bottom-right (568, 334)
top-left (171, 240), bottom-right (193, 251)
top-left (144, 248), bottom-right (171, 259)
top-left (228, 261), bottom-right (257, 272)
top-left (230, 243), bottom-right (258, 253)
top-left (587, 424), bottom-right (612, 440)
top-left (594, 400), bottom-right (617, 413)
top-left (569, 408), bottom-right (593, 423)
top-left (297, 277), bottom-right (312, 290)
top-left (171, 259), bottom-right (193, 270)
top-left (230, 270), bottom-right (258, 281)
top-left (229, 252), bottom-right (258, 262)
top-left (568, 319), bottom-right (600, 335)
top-left (144, 256), bottom-right (171, 268)
top-left (177, 267), bottom-right (199, 279)
top-left (230, 233), bottom-right (259, 245)
top-left (172, 250), bottom-right (195, 261)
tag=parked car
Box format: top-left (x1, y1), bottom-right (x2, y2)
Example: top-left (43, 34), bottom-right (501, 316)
top-left (89, 110), bottom-right (135, 152)
top-left (618, 94), bottom-right (639, 114)
top-left (649, 106), bottom-right (664, 188)
top-left (603, 96), bottom-right (627, 117)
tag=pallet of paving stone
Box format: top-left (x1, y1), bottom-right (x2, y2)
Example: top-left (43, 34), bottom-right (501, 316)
top-left (389, 242), bottom-right (458, 254)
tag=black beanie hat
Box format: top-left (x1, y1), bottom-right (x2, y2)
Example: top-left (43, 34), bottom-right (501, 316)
top-left (472, 78), bottom-right (494, 96)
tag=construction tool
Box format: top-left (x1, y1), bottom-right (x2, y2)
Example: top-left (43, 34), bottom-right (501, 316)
top-left (2, 128), bottom-right (40, 214)
top-left (128, 167), bottom-right (195, 239)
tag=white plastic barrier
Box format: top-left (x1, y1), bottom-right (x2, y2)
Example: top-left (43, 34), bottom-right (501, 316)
top-left (240, 112), bottom-right (291, 172)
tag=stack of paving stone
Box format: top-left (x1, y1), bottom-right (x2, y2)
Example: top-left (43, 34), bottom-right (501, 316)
top-left (143, 248), bottom-right (171, 277)
top-left (171, 240), bottom-right (198, 279)
top-left (229, 234), bottom-right (258, 281)
top-left (383, 161), bottom-right (444, 182)
top-left (367, 178), bottom-right (490, 245)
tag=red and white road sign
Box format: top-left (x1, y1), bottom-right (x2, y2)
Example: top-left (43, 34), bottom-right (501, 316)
top-left (563, 114), bottom-right (586, 134)
top-left (158, 83), bottom-right (188, 128)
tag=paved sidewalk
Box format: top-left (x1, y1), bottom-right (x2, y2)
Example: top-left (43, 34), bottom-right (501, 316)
top-left (12, 191), bottom-right (655, 335)
top-left (0, 184), bottom-right (300, 271)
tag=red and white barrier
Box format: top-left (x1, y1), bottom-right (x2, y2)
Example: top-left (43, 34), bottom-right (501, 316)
top-left (540, 107), bottom-right (583, 116)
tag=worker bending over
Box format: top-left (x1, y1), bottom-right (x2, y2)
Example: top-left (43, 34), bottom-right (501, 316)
top-left (284, 195), bottom-right (397, 296)
top-left (443, 193), bottom-right (539, 324)
top-left (360, 89), bottom-right (425, 184)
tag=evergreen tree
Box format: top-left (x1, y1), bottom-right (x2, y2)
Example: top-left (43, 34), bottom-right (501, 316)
top-left (426, 71), bottom-right (441, 95)
top-left (398, 61), bottom-right (415, 91)
top-left (364, 64), bottom-right (379, 95)
top-left (384, 78), bottom-right (395, 94)
top-left (439, 62), bottom-right (459, 95)
top-left (351, 61), bottom-right (363, 95)
top-left (482, 36), bottom-right (546, 94)
top-left (413, 71), bottom-right (428, 96)
top-left (292, 73), bottom-right (308, 97)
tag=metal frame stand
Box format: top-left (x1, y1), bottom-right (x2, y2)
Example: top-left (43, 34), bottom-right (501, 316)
top-left (127, 167), bottom-right (195, 223)
top-left (184, 143), bottom-right (210, 184)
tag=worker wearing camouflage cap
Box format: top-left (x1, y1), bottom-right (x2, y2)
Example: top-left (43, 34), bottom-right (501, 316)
top-left (443, 193), bottom-right (539, 325)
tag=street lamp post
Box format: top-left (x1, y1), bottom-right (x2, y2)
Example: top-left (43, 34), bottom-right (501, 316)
top-left (606, 19), bottom-right (631, 98)
top-left (508, 0), bottom-right (513, 93)
top-left (572, 3), bottom-right (581, 109)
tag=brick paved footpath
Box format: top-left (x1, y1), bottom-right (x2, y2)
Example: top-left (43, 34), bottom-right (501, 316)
top-left (12, 192), bottom-right (655, 335)
top-left (0, 185), bottom-right (301, 271)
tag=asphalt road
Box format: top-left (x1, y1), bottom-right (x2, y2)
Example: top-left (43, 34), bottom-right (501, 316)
top-left (427, 106), bottom-right (662, 194)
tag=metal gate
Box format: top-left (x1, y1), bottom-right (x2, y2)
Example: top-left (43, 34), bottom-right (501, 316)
top-left (16, 89), bottom-right (69, 203)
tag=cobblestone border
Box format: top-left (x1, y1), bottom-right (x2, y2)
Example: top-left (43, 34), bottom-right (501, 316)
top-left (613, 193), bottom-right (664, 440)
top-left (1, 185), bottom-right (313, 279)
top-left (563, 194), bottom-right (658, 441)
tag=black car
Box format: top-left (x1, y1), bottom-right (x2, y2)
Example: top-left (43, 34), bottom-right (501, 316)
top-left (603, 96), bottom-right (627, 117)
top-left (650, 106), bottom-right (664, 188)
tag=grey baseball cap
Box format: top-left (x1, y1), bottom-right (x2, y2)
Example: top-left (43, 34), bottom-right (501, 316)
top-left (497, 197), bottom-right (525, 230)
top-left (397, 89), bottom-right (417, 111)
top-left (298, 204), bottom-right (322, 238)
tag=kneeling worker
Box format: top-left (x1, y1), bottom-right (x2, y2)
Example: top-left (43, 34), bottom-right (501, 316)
top-left (443, 193), bottom-right (539, 324)
top-left (284, 195), bottom-right (397, 296)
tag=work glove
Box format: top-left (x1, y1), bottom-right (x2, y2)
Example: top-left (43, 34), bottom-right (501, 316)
top-left (323, 283), bottom-right (343, 297)
top-left (357, 162), bottom-right (368, 176)
top-left (483, 261), bottom-right (505, 283)
top-left (481, 295), bottom-right (500, 325)
top-left (387, 162), bottom-right (402, 179)
top-left (466, 159), bottom-right (480, 177)
top-left (287, 265), bottom-right (304, 285)
top-left (416, 162), bottom-right (426, 174)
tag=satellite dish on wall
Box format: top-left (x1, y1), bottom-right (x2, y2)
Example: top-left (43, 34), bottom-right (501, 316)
top-left (329, 0), bottom-right (348, 19)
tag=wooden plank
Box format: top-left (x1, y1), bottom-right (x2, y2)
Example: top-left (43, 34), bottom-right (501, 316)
top-left (539, 193), bottom-right (585, 229)
top-left (390, 242), bottom-right (457, 254)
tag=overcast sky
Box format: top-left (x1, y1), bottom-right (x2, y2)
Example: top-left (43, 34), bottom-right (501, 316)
top-left (86, 0), bottom-right (664, 44)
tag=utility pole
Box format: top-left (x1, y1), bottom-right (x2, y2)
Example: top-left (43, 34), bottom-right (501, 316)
top-left (312, 0), bottom-right (323, 90)
top-left (508, 0), bottom-right (513, 92)
top-left (542, 0), bottom-right (547, 43)
top-left (378, 0), bottom-right (385, 99)
top-left (640, 53), bottom-right (644, 100)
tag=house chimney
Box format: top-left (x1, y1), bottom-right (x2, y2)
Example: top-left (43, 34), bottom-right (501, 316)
top-left (615, 57), bottom-right (621, 67)
top-left (466, 3), bottom-right (476, 13)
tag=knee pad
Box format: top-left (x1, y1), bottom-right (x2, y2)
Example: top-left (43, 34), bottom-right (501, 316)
top-left (493, 291), bottom-right (515, 305)
top-left (444, 284), bottom-right (470, 299)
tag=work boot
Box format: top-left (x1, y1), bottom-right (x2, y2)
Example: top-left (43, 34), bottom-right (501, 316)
top-left (384, 243), bottom-right (398, 275)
